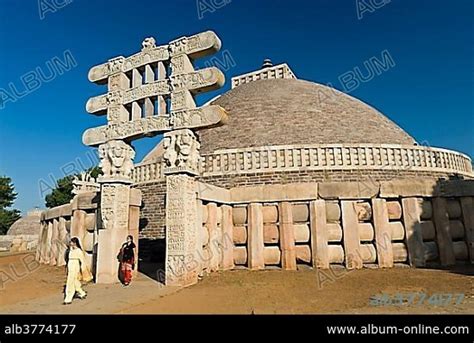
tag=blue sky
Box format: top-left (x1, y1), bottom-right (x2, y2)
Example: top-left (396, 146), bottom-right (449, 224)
top-left (0, 0), bottom-right (472, 213)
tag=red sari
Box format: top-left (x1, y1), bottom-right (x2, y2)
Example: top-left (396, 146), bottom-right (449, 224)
top-left (119, 242), bottom-right (135, 285)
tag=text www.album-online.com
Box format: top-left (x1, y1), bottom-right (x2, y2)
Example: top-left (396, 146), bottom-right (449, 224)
top-left (326, 324), bottom-right (470, 335)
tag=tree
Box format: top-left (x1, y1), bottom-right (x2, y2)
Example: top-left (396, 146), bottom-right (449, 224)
top-left (0, 176), bottom-right (21, 235)
top-left (0, 208), bottom-right (21, 235)
top-left (45, 175), bottom-right (75, 208)
top-left (0, 176), bottom-right (17, 208)
top-left (45, 166), bottom-right (102, 208)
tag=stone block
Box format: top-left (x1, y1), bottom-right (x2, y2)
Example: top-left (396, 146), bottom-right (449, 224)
top-left (437, 180), bottom-right (474, 197)
top-left (279, 202), bottom-right (296, 270)
top-left (71, 192), bottom-right (99, 210)
top-left (83, 231), bottom-right (94, 253)
top-left (359, 243), bottom-right (376, 263)
top-left (262, 205), bottom-right (278, 223)
top-left (460, 197), bottom-right (474, 263)
top-left (310, 200), bottom-right (329, 268)
top-left (392, 243), bottom-right (408, 263)
top-left (359, 223), bottom-right (374, 242)
top-left (248, 203), bottom-right (264, 270)
top-left (129, 188), bottom-right (142, 206)
top-left (432, 197), bottom-right (456, 266)
top-left (294, 224), bottom-right (310, 243)
top-left (453, 241), bottom-right (468, 260)
top-left (372, 198), bottom-right (394, 268)
top-left (380, 179), bottom-right (437, 198)
top-left (220, 205), bottom-right (234, 270)
top-left (319, 181), bottom-right (379, 200)
top-left (233, 246), bottom-right (247, 265)
top-left (230, 183), bottom-right (318, 203)
top-left (421, 221), bottom-right (436, 241)
top-left (233, 226), bottom-right (247, 244)
top-left (355, 202), bottom-right (372, 221)
top-left (206, 203), bottom-right (219, 272)
top-left (264, 224), bottom-right (279, 244)
top-left (341, 201), bottom-right (363, 269)
top-left (232, 207), bottom-right (247, 225)
top-left (449, 220), bottom-right (465, 240)
top-left (389, 222), bottom-right (405, 241)
top-left (386, 201), bottom-right (402, 220)
top-left (418, 199), bottom-right (433, 219)
top-left (328, 245), bottom-right (344, 264)
top-left (327, 223), bottom-right (342, 242)
top-left (292, 203), bottom-right (309, 222)
top-left (44, 204), bottom-right (72, 220)
top-left (446, 199), bottom-right (462, 219)
top-left (423, 241), bottom-right (439, 261)
top-left (197, 182), bottom-right (231, 203)
top-left (263, 246), bottom-right (281, 265)
top-left (295, 245), bottom-right (311, 264)
top-left (325, 202), bottom-right (341, 222)
top-left (401, 198), bottom-right (426, 267)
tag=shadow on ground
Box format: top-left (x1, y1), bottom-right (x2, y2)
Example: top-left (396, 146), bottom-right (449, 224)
top-left (138, 238), bottom-right (165, 284)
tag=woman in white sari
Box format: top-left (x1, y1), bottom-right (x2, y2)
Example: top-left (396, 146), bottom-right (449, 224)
top-left (63, 237), bottom-right (93, 305)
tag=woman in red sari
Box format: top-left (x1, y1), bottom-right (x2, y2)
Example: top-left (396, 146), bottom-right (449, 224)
top-left (118, 235), bottom-right (136, 286)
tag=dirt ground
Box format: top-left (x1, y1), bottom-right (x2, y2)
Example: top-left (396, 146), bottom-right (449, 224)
top-left (1, 252), bottom-right (473, 314)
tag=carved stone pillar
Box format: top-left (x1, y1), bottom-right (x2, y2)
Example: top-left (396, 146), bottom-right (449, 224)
top-left (96, 140), bottom-right (135, 284)
top-left (165, 174), bottom-right (199, 287)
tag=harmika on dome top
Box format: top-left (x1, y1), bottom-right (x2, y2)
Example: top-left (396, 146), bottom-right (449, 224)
top-left (199, 78), bottom-right (416, 154)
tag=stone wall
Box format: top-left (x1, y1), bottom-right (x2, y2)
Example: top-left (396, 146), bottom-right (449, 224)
top-left (136, 170), bottom-right (470, 240)
top-left (135, 181), bottom-right (167, 239)
top-left (199, 169), bottom-right (467, 189)
top-left (133, 143), bottom-right (472, 242)
top-left (193, 179), bottom-right (474, 277)
top-left (0, 235), bottom-right (38, 253)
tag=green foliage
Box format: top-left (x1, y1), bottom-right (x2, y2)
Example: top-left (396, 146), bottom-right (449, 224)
top-left (45, 175), bottom-right (75, 208)
top-left (0, 208), bottom-right (21, 235)
top-left (44, 166), bottom-right (102, 208)
top-left (0, 176), bottom-right (21, 234)
top-left (0, 176), bottom-right (17, 209)
top-left (87, 165), bottom-right (102, 179)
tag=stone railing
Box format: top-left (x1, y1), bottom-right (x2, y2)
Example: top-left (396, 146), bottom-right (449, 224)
top-left (37, 203), bottom-right (73, 266)
top-left (37, 192), bottom-right (99, 267)
top-left (132, 144), bottom-right (473, 183)
top-left (197, 181), bottom-right (474, 273)
top-left (231, 63), bottom-right (296, 88)
top-left (37, 190), bottom-right (141, 270)
top-left (132, 159), bottom-right (164, 183)
top-left (201, 144), bottom-right (473, 176)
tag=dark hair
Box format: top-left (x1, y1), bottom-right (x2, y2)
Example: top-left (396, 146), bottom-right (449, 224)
top-left (70, 237), bottom-right (82, 250)
top-left (127, 235), bottom-right (133, 242)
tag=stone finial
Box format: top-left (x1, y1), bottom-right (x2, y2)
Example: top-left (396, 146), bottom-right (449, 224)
top-left (142, 37), bottom-right (156, 50)
top-left (72, 171), bottom-right (100, 195)
top-left (262, 58), bottom-right (273, 68)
